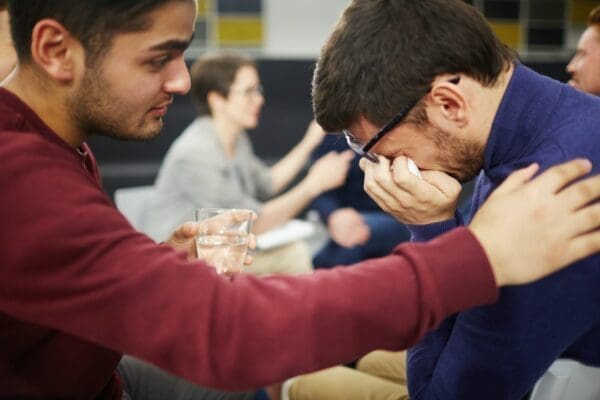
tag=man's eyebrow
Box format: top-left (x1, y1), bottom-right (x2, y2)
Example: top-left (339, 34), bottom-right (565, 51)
top-left (148, 34), bottom-right (195, 52)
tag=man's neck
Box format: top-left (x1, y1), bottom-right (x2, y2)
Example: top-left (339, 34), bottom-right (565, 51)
top-left (472, 63), bottom-right (515, 146)
top-left (478, 63), bottom-right (515, 144)
top-left (2, 69), bottom-right (86, 149)
top-left (211, 114), bottom-right (243, 158)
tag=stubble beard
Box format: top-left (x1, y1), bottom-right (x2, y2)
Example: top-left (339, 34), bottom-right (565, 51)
top-left (430, 126), bottom-right (485, 183)
top-left (68, 65), bottom-right (163, 142)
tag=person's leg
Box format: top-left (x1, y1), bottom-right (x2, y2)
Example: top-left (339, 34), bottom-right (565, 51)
top-left (313, 212), bottom-right (411, 268)
top-left (356, 350), bottom-right (408, 385)
top-left (118, 355), bottom-right (257, 400)
top-left (251, 241), bottom-right (313, 276)
top-left (312, 239), bottom-right (364, 268)
top-left (288, 365), bottom-right (408, 400)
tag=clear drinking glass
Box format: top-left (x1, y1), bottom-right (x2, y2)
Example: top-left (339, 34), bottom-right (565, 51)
top-left (195, 208), bottom-right (253, 275)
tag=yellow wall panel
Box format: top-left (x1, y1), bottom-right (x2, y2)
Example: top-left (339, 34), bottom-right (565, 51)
top-left (570, 0), bottom-right (600, 24)
top-left (490, 21), bottom-right (522, 49)
top-left (216, 16), bottom-right (263, 46)
top-left (197, 0), bottom-right (208, 17)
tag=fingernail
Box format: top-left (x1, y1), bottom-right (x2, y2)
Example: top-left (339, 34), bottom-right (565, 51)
top-left (576, 159), bottom-right (592, 169)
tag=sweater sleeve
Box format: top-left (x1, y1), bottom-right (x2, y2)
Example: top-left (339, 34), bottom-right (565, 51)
top-left (0, 143), bottom-right (499, 391)
top-left (407, 211), bottom-right (464, 242)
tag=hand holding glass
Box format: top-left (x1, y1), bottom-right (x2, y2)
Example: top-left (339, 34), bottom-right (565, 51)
top-left (195, 208), bottom-right (253, 275)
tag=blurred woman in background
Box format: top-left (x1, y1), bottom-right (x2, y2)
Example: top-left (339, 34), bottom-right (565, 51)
top-left (144, 52), bottom-right (353, 276)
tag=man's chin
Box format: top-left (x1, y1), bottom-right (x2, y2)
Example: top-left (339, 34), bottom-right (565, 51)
top-left (132, 119), bottom-right (164, 141)
top-left (135, 128), bottom-right (163, 141)
top-left (101, 125), bottom-right (163, 142)
top-left (448, 168), bottom-right (479, 183)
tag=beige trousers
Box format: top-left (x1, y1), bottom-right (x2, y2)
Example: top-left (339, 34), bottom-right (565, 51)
top-left (249, 240), bottom-right (313, 276)
top-left (289, 350), bottom-right (408, 400)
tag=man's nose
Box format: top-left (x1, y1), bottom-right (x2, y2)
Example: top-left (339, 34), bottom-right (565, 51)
top-left (164, 59), bottom-right (191, 95)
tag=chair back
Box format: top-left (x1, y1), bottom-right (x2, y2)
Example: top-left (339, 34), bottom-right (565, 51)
top-left (114, 186), bottom-right (156, 231)
top-left (530, 359), bottom-right (600, 400)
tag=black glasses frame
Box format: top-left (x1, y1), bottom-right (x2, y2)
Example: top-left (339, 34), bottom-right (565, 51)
top-left (343, 76), bottom-right (460, 163)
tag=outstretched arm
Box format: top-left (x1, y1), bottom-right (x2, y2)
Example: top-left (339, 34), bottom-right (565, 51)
top-left (3, 156), bottom-right (600, 391)
top-left (270, 120), bottom-right (327, 193)
top-left (253, 150), bottom-right (354, 233)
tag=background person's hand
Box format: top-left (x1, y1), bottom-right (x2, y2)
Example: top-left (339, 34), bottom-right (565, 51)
top-left (306, 150), bottom-right (354, 195)
top-left (328, 208), bottom-right (371, 248)
top-left (301, 119), bottom-right (327, 149)
top-left (360, 155), bottom-right (462, 224)
top-left (469, 159), bottom-right (600, 286)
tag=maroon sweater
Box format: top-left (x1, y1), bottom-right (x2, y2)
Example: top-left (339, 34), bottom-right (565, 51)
top-left (0, 87), bottom-right (498, 399)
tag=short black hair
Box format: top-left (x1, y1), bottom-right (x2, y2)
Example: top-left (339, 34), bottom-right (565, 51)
top-left (589, 5), bottom-right (600, 26)
top-left (8, 0), bottom-right (186, 64)
top-left (0, 0), bottom-right (7, 11)
top-left (312, 0), bottom-right (516, 132)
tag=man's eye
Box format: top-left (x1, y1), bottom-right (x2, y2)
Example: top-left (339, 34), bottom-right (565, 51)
top-left (151, 56), bottom-right (171, 68)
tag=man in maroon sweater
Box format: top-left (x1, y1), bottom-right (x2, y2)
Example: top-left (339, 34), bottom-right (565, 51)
top-left (1, 1), bottom-right (600, 399)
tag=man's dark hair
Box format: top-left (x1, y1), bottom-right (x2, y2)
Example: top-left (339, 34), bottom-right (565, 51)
top-left (589, 5), bottom-right (600, 26)
top-left (189, 52), bottom-right (257, 116)
top-left (312, 0), bottom-right (516, 132)
top-left (8, 0), bottom-right (185, 65)
top-left (0, 0), bottom-right (7, 11)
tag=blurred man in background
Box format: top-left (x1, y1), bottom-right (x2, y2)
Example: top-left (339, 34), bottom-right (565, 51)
top-left (567, 5), bottom-right (600, 95)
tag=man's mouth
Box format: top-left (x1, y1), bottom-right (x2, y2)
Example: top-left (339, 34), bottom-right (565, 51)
top-left (150, 99), bottom-right (173, 117)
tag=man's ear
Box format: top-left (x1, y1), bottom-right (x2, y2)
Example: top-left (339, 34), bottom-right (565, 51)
top-left (30, 19), bottom-right (82, 83)
top-left (427, 77), bottom-right (469, 128)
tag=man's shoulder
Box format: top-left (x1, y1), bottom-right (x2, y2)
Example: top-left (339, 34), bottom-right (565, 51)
top-left (553, 85), bottom-right (600, 123)
top-left (0, 128), bottom-right (85, 182)
top-left (0, 128), bottom-right (66, 157)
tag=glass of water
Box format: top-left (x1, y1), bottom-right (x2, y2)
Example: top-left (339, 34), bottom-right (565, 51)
top-left (195, 208), bottom-right (253, 275)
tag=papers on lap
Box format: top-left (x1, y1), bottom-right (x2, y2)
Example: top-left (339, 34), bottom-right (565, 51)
top-left (256, 219), bottom-right (316, 250)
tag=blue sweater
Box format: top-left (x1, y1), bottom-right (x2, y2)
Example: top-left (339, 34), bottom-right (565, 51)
top-left (407, 64), bottom-right (600, 400)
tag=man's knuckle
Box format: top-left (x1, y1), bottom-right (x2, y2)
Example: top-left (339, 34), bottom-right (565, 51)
top-left (586, 204), bottom-right (600, 222)
top-left (575, 181), bottom-right (596, 201)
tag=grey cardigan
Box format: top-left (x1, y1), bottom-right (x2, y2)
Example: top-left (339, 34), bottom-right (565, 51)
top-left (142, 117), bottom-right (274, 241)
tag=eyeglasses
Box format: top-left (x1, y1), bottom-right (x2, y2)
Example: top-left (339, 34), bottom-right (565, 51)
top-left (229, 84), bottom-right (264, 98)
top-left (343, 100), bottom-right (420, 163)
top-left (343, 76), bottom-right (460, 163)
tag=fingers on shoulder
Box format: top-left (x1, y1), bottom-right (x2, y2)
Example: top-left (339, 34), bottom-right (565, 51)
top-left (559, 174), bottom-right (600, 210)
top-left (533, 159), bottom-right (592, 194)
